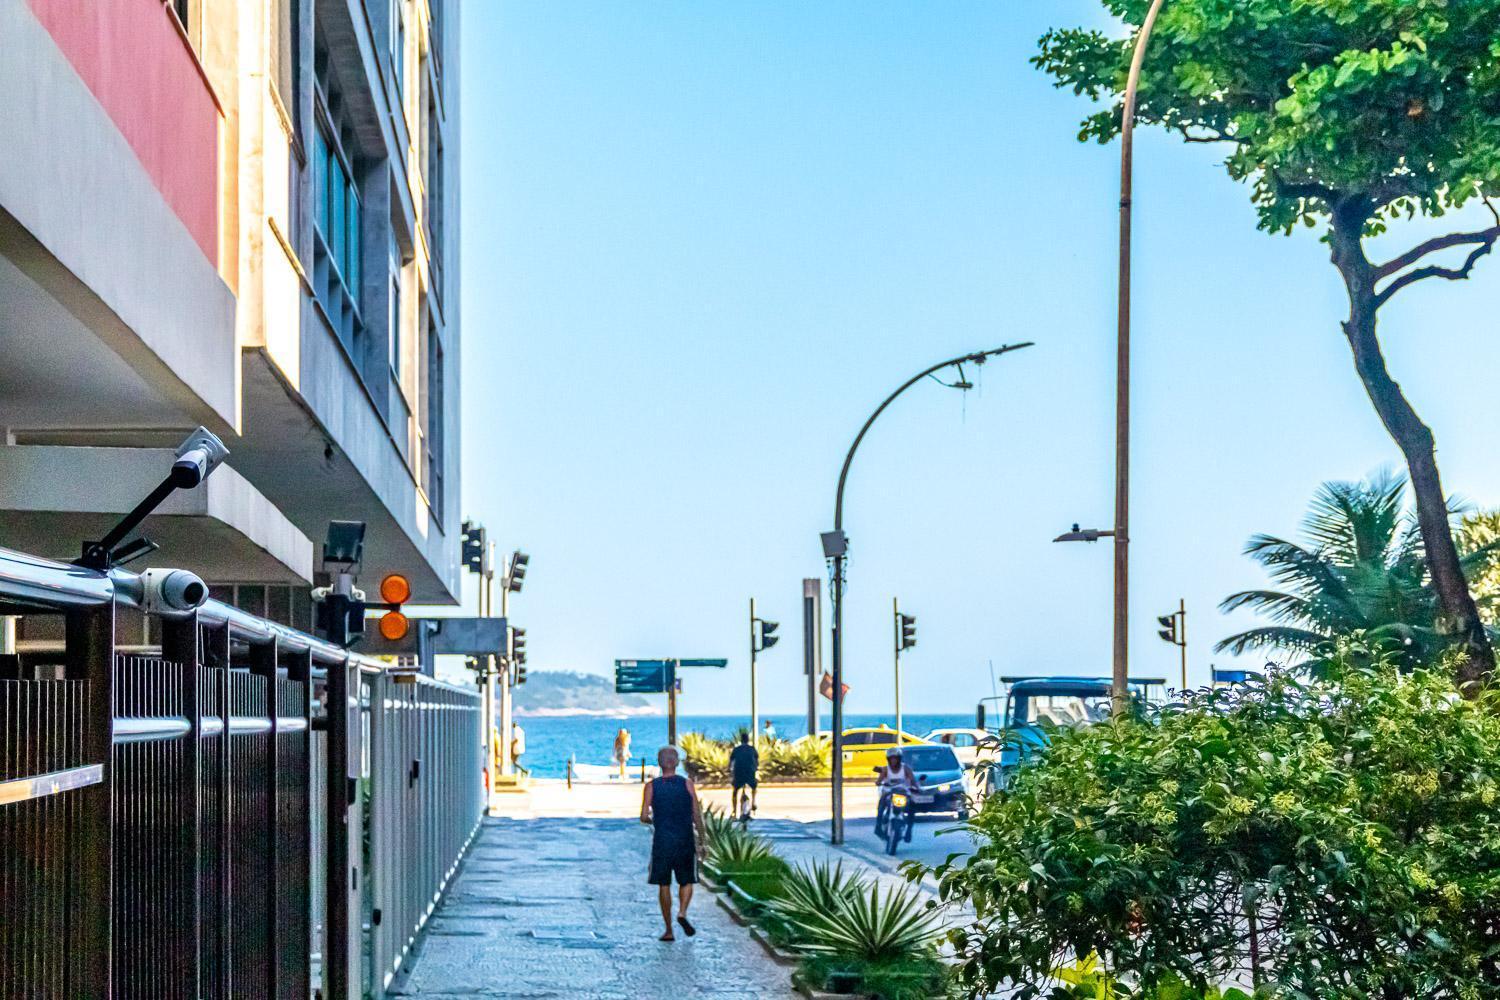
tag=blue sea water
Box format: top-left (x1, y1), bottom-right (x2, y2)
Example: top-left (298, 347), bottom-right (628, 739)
top-left (513, 712), bottom-right (976, 778)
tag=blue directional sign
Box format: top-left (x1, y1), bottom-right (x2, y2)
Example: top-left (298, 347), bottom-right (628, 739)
top-left (615, 659), bottom-right (674, 694)
top-left (678, 658), bottom-right (728, 669)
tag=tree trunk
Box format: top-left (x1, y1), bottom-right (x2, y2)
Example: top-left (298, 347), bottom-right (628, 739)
top-left (1329, 203), bottom-right (1494, 690)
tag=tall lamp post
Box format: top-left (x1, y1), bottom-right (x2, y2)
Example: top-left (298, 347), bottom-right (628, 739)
top-left (821, 343), bottom-right (1032, 844)
top-left (1058, 0), bottom-right (1168, 716)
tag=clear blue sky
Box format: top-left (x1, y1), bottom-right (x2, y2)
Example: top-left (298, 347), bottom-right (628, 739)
top-left (455, 2), bottom-right (1500, 717)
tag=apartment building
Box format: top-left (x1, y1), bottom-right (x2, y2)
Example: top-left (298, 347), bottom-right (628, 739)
top-left (0, 0), bottom-right (462, 624)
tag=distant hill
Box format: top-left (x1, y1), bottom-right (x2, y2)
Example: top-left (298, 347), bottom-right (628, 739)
top-left (513, 670), bottom-right (661, 717)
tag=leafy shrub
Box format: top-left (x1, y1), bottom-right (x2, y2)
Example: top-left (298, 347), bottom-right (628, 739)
top-left (925, 648), bottom-right (1500, 999)
top-left (762, 736), bottom-right (831, 779)
top-left (680, 730), bottom-right (828, 782)
top-left (795, 953), bottom-right (953, 1000)
top-left (680, 731), bottom-right (731, 783)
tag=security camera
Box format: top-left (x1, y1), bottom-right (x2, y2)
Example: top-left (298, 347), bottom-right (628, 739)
top-left (171, 427), bottom-right (230, 488)
top-left (140, 568), bottom-right (210, 615)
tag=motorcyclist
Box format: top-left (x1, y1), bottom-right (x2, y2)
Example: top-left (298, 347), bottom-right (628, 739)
top-left (874, 747), bottom-right (918, 841)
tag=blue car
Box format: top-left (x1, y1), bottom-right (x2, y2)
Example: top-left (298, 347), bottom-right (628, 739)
top-left (976, 675), bottom-right (1166, 789)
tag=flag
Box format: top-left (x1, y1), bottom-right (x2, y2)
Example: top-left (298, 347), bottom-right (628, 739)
top-left (818, 671), bottom-right (849, 702)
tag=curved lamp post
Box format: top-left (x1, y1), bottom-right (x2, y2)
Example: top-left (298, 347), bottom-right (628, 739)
top-left (1107, 0), bottom-right (1168, 714)
top-left (822, 342), bottom-right (1033, 843)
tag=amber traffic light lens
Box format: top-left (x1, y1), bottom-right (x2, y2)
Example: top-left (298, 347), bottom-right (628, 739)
top-left (380, 573), bottom-right (411, 605)
top-left (378, 611), bottom-right (410, 641)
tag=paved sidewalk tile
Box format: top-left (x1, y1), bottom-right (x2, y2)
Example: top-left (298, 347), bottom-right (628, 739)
top-left (390, 817), bottom-right (797, 999)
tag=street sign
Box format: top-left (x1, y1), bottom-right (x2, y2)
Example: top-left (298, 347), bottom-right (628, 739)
top-left (615, 659), bottom-right (674, 694)
top-left (678, 658), bottom-right (727, 669)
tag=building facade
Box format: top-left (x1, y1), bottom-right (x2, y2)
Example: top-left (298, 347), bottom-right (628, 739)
top-left (0, 0), bottom-right (462, 624)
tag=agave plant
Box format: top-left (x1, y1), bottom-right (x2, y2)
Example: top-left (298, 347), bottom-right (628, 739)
top-left (704, 821), bottom-right (779, 874)
top-left (766, 860), bottom-right (872, 924)
top-left (776, 880), bottom-right (943, 959)
top-left (760, 737), bottom-right (831, 779)
top-left (700, 805), bottom-right (736, 854)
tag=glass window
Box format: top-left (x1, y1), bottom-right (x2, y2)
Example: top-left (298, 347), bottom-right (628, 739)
top-left (841, 732), bottom-right (870, 746)
top-left (392, 0), bottom-right (405, 97)
top-left (346, 186), bottom-right (361, 291)
top-left (1025, 695), bottom-right (1112, 728)
top-left (314, 128), bottom-right (330, 237)
top-left (388, 238), bottom-right (402, 375)
top-left (866, 732), bottom-right (897, 747)
top-left (330, 157), bottom-right (345, 276)
top-left (900, 746), bottom-right (961, 772)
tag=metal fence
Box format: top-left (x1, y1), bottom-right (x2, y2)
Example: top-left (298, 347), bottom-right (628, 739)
top-left (0, 547), bottom-right (485, 999)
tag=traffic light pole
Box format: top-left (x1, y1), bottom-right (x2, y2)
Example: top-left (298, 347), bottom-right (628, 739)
top-left (482, 546), bottom-right (496, 792)
top-left (499, 568), bottom-right (513, 778)
top-left (749, 597), bottom-right (758, 743)
top-left (892, 597), bottom-right (903, 740)
top-left (825, 344), bottom-right (1033, 845)
top-left (1177, 598), bottom-right (1187, 690)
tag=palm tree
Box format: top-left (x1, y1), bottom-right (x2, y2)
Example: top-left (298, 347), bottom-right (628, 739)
top-left (1217, 472), bottom-right (1499, 670)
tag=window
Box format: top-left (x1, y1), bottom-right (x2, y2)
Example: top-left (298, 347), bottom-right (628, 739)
top-left (390, 0), bottom-right (406, 100)
top-left (270, 0), bottom-right (298, 118)
top-left (426, 95), bottom-right (444, 294)
top-left (424, 328), bottom-right (445, 515)
top-left (388, 237), bottom-right (403, 376)
top-left (311, 41), bottom-right (364, 358)
top-left (841, 732), bottom-right (871, 747)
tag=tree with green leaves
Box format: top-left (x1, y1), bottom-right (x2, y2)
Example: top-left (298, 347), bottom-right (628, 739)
top-left (1217, 472), bottom-right (1498, 670)
top-left (1035, 0), bottom-right (1500, 688)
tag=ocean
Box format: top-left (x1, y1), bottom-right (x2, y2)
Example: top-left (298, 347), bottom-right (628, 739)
top-left (512, 712), bottom-right (976, 778)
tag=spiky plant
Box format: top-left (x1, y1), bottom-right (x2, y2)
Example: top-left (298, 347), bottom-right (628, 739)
top-left (1218, 472), bottom-right (1500, 671)
top-left (704, 821), bottom-right (779, 874)
top-left (766, 860), bottom-right (873, 925)
top-left (777, 881), bottom-right (944, 960)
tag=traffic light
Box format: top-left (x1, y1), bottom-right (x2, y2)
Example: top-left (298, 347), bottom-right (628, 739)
top-left (509, 625), bottom-right (527, 663)
top-left (507, 551), bottom-right (529, 593)
top-left (376, 573), bottom-right (411, 642)
top-left (755, 618), bottom-right (780, 652)
top-left (898, 613), bottom-right (917, 651)
top-left (515, 664), bottom-right (528, 685)
top-left (461, 520), bottom-right (486, 574)
top-left (1157, 613), bottom-right (1178, 645)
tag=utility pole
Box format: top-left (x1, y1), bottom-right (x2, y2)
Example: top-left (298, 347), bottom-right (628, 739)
top-left (822, 343), bottom-right (1032, 844)
top-left (892, 599), bottom-right (916, 738)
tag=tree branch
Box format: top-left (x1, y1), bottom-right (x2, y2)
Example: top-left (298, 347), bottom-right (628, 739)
top-left (1375, 228), bottom-right (1500, 307)
top-left (1374, 221), bottom-right (1500, 280)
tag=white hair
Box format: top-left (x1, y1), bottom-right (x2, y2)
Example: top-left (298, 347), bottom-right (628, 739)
top-left (657, 744), bottom-right (681, 766)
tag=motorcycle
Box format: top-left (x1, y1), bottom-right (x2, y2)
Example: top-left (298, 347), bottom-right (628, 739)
top-left (881, 790), bottom-right (910, 856)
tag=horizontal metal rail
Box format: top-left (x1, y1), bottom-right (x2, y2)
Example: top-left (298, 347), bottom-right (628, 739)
top-left (0, 763), bottom-right (104, 806)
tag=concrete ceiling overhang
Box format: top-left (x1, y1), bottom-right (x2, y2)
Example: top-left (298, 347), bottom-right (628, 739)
top-left (232, 350), bottom-right (455, 602)
top-left (0, 445), bottom-right (312, 583)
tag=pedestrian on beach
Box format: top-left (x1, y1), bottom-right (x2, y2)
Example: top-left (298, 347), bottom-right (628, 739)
top-left (729, 731), bottom-right (759, 819)
top-left (613, 727), bottom-right (632, 777)
top-left (762, 719), bottom-right (776, 742)
top-left (640, 745), bottom-right (706, 942)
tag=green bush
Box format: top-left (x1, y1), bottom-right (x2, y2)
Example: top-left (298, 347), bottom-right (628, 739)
top-left (925, 646), bottom-right (1500, 999)
top-left (680, 730), bottom-right (828, 782)
top-left (794, 953), bottom-right (953, 1000)
top-left (681, 731), bottom-right (731, 783)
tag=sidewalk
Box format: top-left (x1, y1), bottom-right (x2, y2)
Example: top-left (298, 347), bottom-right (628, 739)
top-left (389, 815), bottom-right (799, 998)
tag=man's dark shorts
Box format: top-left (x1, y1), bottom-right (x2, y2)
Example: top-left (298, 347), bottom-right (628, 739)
top-left (648, 849), bottom-right (697, 886)
top-left (731, 774), bottom-right (758, 791)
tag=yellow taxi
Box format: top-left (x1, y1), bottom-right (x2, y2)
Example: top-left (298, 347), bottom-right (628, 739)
top-left (832, 725), bottom-right (930, 775)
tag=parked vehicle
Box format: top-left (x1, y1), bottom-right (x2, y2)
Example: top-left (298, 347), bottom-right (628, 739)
top-left (829, 725), bottom-right (928, 773)
top-left (977, 676), bottom-right (1166, 789)
top-left (922, 727), bottom-right (996, 767)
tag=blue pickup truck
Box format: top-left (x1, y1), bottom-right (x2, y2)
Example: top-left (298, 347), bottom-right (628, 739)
top-left (975, 675), bottom-right (1166, 790)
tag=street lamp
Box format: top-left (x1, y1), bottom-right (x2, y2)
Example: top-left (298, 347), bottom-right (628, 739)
top-left (823, 342), bottom-right (1033, 844)
top-left (1097, 0), bottom-right (1169, 715)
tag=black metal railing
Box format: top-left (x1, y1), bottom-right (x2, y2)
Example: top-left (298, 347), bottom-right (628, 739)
top-left (0, 546), bottom-right (484, 999)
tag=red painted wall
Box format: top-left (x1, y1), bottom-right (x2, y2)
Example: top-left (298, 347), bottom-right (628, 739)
top-left (27, 0), bottom-right (220, 262)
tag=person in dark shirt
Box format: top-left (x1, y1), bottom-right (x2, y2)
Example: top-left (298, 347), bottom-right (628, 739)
top-left (728, 732), bottom-right (760, 820)
top-left (640, 745), bottom-right (706, 941)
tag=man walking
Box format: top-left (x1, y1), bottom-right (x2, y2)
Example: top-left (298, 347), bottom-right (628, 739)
top-left (640, 745), bottom-right (706, 941)
top-left (729, 731), bottom-right (759, 820)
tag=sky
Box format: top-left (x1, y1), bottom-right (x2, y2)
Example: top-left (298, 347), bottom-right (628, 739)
top-left (454, 2), bottom-right (1500, 717)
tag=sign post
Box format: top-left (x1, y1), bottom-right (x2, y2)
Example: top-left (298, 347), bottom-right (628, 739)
top-left (615, 657), bottom-right (728, 746)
